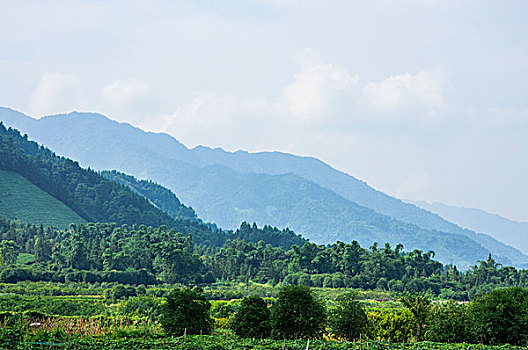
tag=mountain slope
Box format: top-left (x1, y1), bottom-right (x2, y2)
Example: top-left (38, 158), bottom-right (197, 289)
top-left (100, 170), bottom-right (198, 221)
top-left (410, 200), bottom-right (528, 254)
top-left (0, 121), bottom-right (228, 246)
top-left (166, 165), bottom-right (496, 267)
top-left (2, 107), bottom-right (527, 268)
top-left (184, 148), bottom-right (528, 263)
top-left (0, 170), bottom-right (86, 228)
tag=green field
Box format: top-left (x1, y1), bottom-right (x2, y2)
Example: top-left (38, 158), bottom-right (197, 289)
top-left (0, 170), bottom-right (86, 228)
top-left (1, 336), bottom-right (524, 350)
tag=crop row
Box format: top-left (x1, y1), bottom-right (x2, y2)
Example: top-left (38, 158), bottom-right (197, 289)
top-left (2, 336), bottom-right (524, 350)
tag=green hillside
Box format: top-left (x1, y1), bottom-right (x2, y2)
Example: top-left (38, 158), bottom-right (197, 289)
top-left (0, 122), bottom-right (304, 249)
top-left (0, 170), bottom-right (85, 227)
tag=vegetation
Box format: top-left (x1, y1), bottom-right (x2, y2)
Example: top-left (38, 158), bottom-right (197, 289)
top-left (399, 292), bottom-right (432, 341)
top-left (230, 295), bottom-right (271, 338)
top-left (0, 123), bottom-right (234, 247)
top-left (100, 170), bottom-right (198, 221)
top-left (8, 108), bottom-right (525, 268)
top-left (160, 287), bottom-right (213, 336)
top-left (328, 291), bottom-right (368, 340)
top-left (1, 216), bottom-right (528, 299)
top-left (469, 287), bottom-right (528, 345)
top-left (426, 301), bottom-right (469, 343)
top-left (0, 124), bottom-right (304, 249)
top-left (0, 170), bottom-right (85, 228)
top-left (270, 285), bottom-right (326, 339)
top-left (0, 281), bottom-right (526, 346)
top-left (1, 120), bottom-right (528, 347)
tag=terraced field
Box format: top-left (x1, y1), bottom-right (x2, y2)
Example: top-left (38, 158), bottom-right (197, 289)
top-left (0, 170), bottom-right (85, 228)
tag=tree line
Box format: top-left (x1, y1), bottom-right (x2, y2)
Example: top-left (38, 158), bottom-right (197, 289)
top-left (1, 219), bottom-right (527, 299)
top-left (162, 285), bottom-right (528, 346)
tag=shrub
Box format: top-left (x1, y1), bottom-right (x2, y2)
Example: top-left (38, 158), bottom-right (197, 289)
top-left (271, 285), bottom-right (326, 339)
top-left (122, 295), bottom-right (162, 320)
top-left (425, 301), bottom-right (469, 343)
top-left (230, 295), bottom-right (271, 338)
top-left (368, 308), bottom-right (413, 342)
top-left (399, 292), bottom-right (432, 341)
top-left (160, 287), bottom-right (213, 336)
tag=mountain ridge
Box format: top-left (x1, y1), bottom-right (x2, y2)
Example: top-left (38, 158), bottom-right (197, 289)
top-left (2, 107), bottom-right (527, 268)
top-left (410, 200), bottom-right (528, 255)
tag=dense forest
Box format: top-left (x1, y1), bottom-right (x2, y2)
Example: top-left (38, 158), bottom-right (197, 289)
top-left (1, 218), bottom-right (527, 300)
top-left (0, 123), bottom-right (167, 226)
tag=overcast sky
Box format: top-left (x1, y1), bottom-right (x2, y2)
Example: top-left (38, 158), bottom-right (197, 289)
top-left (1, 0), bottom-right (527, 221)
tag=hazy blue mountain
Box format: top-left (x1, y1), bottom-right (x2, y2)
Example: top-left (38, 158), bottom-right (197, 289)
top-left (157, 164), bottom-right (495, 267)
top-left (410, 200), bottom-right (528, 255)
top-left (2, 107), bottom-right (527, 268)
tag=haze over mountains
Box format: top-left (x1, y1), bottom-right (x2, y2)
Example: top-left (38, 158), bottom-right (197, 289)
top-left (410, 200), bottom-right (528, 255)
top-left (1, 106), bottom-right (527, 269)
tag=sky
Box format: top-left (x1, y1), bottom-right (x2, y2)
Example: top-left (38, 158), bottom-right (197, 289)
top-left (1, 0), bottom-right (527, 222)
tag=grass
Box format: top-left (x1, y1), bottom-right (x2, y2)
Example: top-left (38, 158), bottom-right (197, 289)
top-left (15, 253), bottom-right (36, 265)
top-left (0, 170), bottom-right (86, 228)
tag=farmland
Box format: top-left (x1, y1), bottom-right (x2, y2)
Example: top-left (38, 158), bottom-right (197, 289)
top-left (1, 282), bottom-right (527, 349)
top-left (0, 170), bottom-right (85, 228)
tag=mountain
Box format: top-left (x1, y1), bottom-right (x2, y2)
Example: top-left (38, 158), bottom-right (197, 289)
top-left (0, 121), bottom-right (227, 245)
top-left (0, 121), bottom-right (304, 249)
top-left (2, 107), bottom-right (527, 268)
top-left (410, 200), bottom-right (528, 255)
top-left (100, 170), bottom-right (306, 249)
top-left (100, 170), bottom-right (198, 221)
top-left (0, 170), bottom-right (86, 228)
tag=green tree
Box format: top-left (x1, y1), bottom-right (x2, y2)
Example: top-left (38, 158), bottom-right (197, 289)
top-left (271, 285), bottom-right (326, 339)
top-left (33, 237), bottom-right (51, 263)
top-left (0, 240), bottom-right (18, 266)
top-left (328, 292), bottom-right (368, 341)
top-left (425, 301), bottom-right (469, 343)
top-left (399, 292), bottom-right (432, 341)
top-left (160, 287), bottom-right (213, 336)
top-left (469, 287), bottom-right (528, 345)
top-left (231, 295), bottom-right (271, 338)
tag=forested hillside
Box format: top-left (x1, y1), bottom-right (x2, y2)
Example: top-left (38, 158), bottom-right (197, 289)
top-left (1, 108), bottom-right (528, 268)
top-left (101, 170), bottom-right (198, 221)
top-left (0, 122), bottom-right (229, 246)
top-left (0, 121), bottom-right (305, 250)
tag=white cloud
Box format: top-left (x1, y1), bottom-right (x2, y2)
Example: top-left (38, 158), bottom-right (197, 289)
top-left (154, 92), bottom-right (278, 149)
top-left (102, 79), bottom-right (151, 108)
top-left (157, 48), bottom-right (360, 147)
top-left (168, 92), bottom-right (272, 127)
top-left (29, 73), bottom-right (84, 117)
top-left (101, 79), bottom-right (155, 124)
top-left (282, 49), bottom-right (358, 121)
top-left (362, 69), bottom-right (447, 113)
